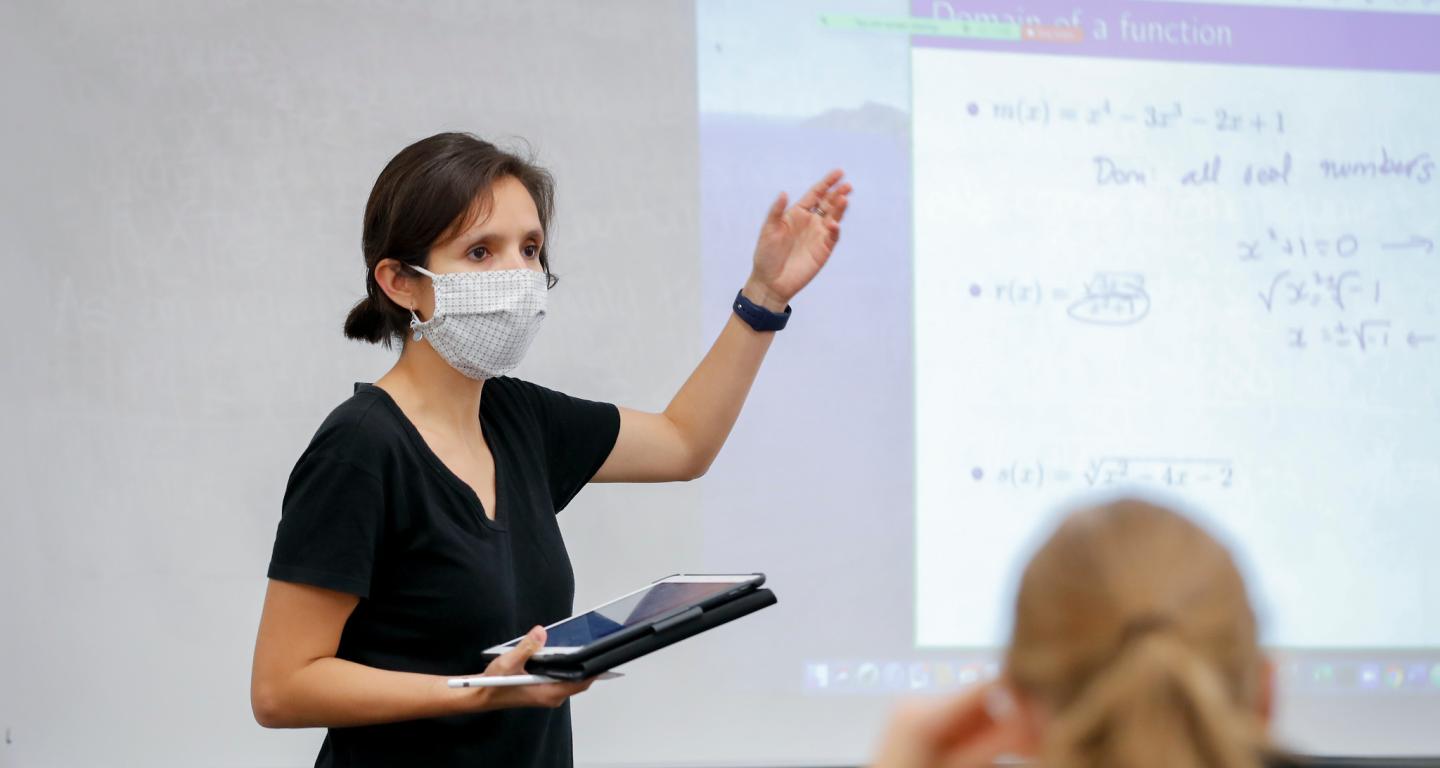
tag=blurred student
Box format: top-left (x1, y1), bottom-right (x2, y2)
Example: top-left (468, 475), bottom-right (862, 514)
top-left (874, 498), bottom-right (1284, 768)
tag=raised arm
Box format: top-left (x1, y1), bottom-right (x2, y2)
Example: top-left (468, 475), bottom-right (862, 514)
top-left (593, 170), bottom-right (851, 484)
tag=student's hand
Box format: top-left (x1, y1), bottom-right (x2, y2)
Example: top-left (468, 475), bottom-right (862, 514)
top-left (871, 682), bottom-right (1033, 768)
top-left (472, 627), bottom-right (595, 710)
top-left (745, 169), bottom-right (852, 311)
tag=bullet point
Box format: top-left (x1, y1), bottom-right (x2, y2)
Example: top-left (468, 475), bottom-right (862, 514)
top-left (971, 467), bottom-right (984, 480)
top-left (969, 283), bottom-right (982, 297)
top-left (967, 102), bottom-right (979, 116)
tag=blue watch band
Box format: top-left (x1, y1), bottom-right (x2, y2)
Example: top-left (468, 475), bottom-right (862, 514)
top-left (733, 289), bottom-right (791, 332)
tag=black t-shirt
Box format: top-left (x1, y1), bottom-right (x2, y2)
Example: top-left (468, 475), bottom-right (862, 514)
top-left (267, 377), bottom-right (620, 767)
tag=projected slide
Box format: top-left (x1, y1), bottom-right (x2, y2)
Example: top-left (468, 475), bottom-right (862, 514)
top-left (698, 0), bottom-right (1439, 757)
top-left (914, 49), bottom-right (1440, 647)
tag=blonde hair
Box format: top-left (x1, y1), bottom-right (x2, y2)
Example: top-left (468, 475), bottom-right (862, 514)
top-left (1005, 499), bottom-right (1267, 768)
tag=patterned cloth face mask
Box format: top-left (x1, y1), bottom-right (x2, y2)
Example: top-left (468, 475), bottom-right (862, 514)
top-left (407, 265), bottom-right (548, 380)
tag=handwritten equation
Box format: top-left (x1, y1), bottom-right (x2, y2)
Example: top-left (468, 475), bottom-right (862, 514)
top-left (1234, 226), bottom-right (1437, 352)
top-left (1237, 230), bottom-right (1435, 262)
top-left (1096, 152), bottom-right (1294, 187)
top-left (1259, 270), bottom-right (1380, 313)
top-left (981, 271), bottom-right (1150, 326)
top-left (1092, 149), bottom-right (1433, 188)
top-left (1286, 320), bottom-right (1436, 351)
top-left (978, 457), bottom-right (1235, 490)
top-left (985, 98), bottom-right (1286, 135)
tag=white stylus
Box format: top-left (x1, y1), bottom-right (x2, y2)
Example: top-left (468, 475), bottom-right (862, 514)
top-left (446, 671), bottom-right (624, 688)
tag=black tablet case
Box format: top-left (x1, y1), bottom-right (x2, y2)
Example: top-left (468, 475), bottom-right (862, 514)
top-left (523, 588), bottom-right (778, 680)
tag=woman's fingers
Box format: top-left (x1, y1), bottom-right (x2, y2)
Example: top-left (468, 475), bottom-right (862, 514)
top-left (485, 626), bottom-right (546, 675)
top-left (487, 678), bottom-right (590, 711)
top-left (824, 183), bottom-right (852, 223)
top-left (765, 191), bottom-right (789, 227)
top-left (795, 169), bottom-right (845, 210)
top-left (533, 678), bottom-right (595, 707)
top-left (474, 630), bottom-right (605, 711)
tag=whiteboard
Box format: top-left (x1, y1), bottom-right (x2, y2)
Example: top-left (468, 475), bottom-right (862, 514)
top-left (1, 1), bottom-right (707, 766)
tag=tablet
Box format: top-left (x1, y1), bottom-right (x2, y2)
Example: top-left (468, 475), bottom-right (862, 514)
top-left (483, 573), bottom-right (765, 657)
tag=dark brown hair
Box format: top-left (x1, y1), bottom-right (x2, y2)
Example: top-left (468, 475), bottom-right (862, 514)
top-left (343, 132), bottom-right (558, 347)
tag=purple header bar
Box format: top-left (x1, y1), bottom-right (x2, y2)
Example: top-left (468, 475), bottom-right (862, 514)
top-left (910, 0), bottom-right (1440, 72)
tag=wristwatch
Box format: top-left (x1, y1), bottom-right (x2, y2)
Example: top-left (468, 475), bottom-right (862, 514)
top-left (733, 289), bottom-right (791, 332)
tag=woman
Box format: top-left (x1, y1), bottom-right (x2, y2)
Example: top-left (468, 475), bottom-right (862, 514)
top-left (250, 132), bottom-right (850, 766)
top-left (873, 499), bottom-right (1280, 768)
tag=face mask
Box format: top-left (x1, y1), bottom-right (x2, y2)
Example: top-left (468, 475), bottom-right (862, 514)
top-left (407, 265), bottom-right (548, 380)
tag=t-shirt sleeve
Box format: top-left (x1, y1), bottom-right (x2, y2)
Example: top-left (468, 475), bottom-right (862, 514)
top-left (520, 381), bottom-right (621, 513)
top-left (267, 453), bottom-right (385, 597)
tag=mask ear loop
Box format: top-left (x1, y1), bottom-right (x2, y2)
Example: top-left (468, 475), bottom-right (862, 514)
top-left (406, 263), bottom-right (437, 341)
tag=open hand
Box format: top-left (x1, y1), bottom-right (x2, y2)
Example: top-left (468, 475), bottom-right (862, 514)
top-left (746, 169), bottom-right (852, 309)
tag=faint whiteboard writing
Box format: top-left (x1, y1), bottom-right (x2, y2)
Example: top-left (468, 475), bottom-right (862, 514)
top-left (1067, 272), bottom-right (1150, 325)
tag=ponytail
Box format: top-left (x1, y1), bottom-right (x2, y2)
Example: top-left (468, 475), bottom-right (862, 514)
top-left (1042, 631), bottom-right (1264, 768)
top-left (343, 295), bottom-right (396, 347)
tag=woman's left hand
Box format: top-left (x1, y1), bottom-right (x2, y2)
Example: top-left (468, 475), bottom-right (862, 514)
top-left (745, 169), bottom-right (852, 310)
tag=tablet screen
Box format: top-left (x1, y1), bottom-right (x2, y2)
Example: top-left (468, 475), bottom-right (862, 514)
top-left (509, 580), bottom-right (743, 649)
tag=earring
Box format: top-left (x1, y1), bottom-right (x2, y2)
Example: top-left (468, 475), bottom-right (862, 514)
top-left (410, 308), bottom-right (423, 341)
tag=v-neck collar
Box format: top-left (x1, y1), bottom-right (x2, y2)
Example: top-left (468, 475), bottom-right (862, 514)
top-left (361, 383), bottom-right (508, 532)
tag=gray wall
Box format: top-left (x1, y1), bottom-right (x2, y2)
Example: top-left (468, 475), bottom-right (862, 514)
top-left (0, 1), bottom-right (708, 765)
